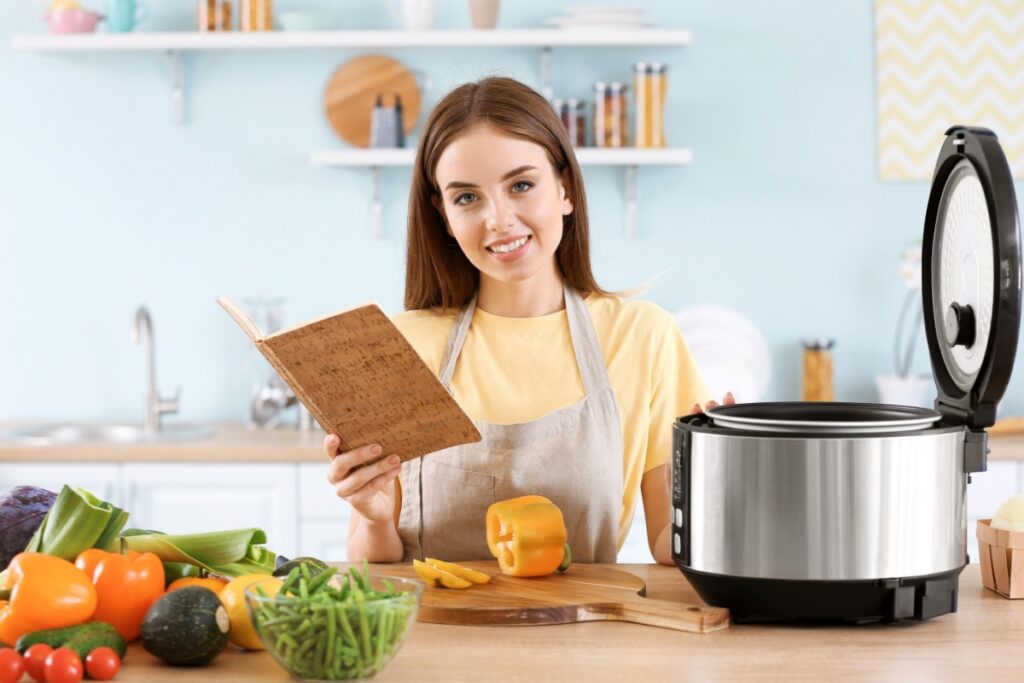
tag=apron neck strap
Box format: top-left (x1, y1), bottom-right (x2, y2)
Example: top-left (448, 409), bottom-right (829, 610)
top-left (438, 282), bottom-right (610, 395)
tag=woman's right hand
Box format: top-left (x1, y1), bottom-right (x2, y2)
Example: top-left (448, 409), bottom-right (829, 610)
top-left (324, 435), bottom-right (402, 523)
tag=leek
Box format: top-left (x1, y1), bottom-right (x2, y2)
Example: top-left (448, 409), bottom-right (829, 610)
top-left (23, 485), bottom-right (129, 561)
top-left (110, 528), bottom-right (277, 577)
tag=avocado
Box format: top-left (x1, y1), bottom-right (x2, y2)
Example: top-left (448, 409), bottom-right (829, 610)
top-left (140, 586), bottom-right (230, 666)
top-left (272, 555), bottom-right (328, 578)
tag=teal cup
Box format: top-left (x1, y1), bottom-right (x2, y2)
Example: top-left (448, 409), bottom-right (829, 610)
top-left (106, 0), bottom-right (148, 32)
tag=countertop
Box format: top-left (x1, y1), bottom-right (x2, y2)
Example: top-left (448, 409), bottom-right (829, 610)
top-left (4, 421), bottom-right (1024, 462)
top-left (114, 564), bottom-right (1020, 682)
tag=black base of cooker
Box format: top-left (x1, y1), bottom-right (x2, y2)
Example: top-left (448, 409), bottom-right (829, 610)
top-left (678, 564), bottom-right (965, 624)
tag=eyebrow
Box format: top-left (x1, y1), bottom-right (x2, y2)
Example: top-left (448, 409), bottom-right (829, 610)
top-left (443, 165), bottom-right (538, 191)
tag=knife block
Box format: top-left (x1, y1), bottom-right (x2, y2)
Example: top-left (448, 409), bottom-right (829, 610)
top-left (977, 519), bottom-right (1024, 599)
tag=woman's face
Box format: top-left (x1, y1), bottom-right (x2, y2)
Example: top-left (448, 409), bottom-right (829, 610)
top-left (433, 123), bottom-right (573, 287)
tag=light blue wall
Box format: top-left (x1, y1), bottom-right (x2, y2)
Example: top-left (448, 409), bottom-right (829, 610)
top-left (3, 1), bottom-right (1024, 422)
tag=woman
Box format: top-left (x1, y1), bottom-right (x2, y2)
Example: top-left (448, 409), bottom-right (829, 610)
top-left (325, 76), bottom-right (730, 566)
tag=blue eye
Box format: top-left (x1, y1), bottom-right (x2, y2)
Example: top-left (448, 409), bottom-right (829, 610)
top-left (454, 192), bottom-right (477, 206)
top-left (511, 181), bottom-right (533, 192)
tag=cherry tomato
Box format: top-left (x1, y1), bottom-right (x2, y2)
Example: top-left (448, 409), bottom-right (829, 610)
top-left (23, 644), bottom-right (53, 683)
top-left (43, 648), bottom-right (82, 683)
top-left (84, 648), bottom-right (120, 681)
top-left (0, 648), bottom-right (25, 683)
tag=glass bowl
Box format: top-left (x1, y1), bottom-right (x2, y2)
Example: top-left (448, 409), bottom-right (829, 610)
top-left (245, 575), bottom-right (422, 681)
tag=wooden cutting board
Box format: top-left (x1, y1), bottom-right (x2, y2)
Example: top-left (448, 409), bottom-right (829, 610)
top-left (323, 55), bottom-right (422, 148)
top-left (381, 561), bottom-right (730, 634)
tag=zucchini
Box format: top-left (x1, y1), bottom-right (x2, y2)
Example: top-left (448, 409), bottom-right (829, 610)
top-left (16, 622), bottom-right (126, 659)
top-left (141, 586), bottom-right (230, 666)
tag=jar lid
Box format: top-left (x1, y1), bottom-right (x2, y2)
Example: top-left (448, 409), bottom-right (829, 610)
top-left (650, 62), bottom-right (668, 73)
top-left (566, 98), bottom-right (583, 108)
top-left (633, 61), bottom-right (648, 71)
top-left (802, 338), bottom-right (835, 350)
top-left (609, 82), bottom-right (627, 92)
top-left (922, 126), bottom-right (1022, 428)
top-left (552, 98), bottom-right (565, 109)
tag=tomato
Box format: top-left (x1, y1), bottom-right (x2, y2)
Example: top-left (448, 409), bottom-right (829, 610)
top-left (0, 648), bottom-right (25, 683)
top-left (84, 648), bottom-right (120, 681)
top-left (43, 648), bottom-right (81, 683)
top-left (23, 644), bottom-right (52, 683)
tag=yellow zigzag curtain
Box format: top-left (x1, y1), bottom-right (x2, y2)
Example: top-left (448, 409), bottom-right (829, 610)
top-left (876, 0), bottom-right (1024, 180)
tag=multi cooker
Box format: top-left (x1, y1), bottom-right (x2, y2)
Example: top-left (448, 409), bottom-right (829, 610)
top-left (672, 126), bottom-right (1021, 623)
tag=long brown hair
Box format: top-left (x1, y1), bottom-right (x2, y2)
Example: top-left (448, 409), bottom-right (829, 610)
top-left (404, 76), bottom-right (614, 311)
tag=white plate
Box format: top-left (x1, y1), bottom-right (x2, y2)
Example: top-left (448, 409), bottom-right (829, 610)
top-left (567, 4), bottom-right (646, 16)
top-left (675, 305), bottom-right (772, 403)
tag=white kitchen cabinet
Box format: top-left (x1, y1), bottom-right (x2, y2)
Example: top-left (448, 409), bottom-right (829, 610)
top-left (299, 520), bottom-right (349, 562)
top-left (297, 463), bottom-right (350, 561)
top-left (0, 463), bottom-right (122, 505)
top-left (121, 463), bottom-right (299, 558)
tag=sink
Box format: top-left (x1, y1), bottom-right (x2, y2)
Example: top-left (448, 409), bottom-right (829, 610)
top-left (5, 423), bottom-right (214, 446)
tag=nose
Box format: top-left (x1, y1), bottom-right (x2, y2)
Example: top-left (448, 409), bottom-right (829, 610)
top-left (484, 196), bottom-right (516, 232)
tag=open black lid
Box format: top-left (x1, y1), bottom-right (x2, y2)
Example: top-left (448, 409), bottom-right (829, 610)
top-left (922, 126), bottom-right (1022, 428)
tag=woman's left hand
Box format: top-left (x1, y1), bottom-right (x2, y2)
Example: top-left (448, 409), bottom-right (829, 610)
top-left (690, 391), bottom-right (735, 415)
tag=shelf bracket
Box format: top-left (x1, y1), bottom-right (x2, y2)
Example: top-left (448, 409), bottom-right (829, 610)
top-left (625, 164), bottom-right (638, 239)
top-left (168, 50), bottom-right (184, 126)
top-left (370, 166), bottom-right (383, 240)
top-left (539, 46), bottom-right (553, 101)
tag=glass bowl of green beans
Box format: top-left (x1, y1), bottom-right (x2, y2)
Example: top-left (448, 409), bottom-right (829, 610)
top-left (245, 563), bottom-right (422, 681)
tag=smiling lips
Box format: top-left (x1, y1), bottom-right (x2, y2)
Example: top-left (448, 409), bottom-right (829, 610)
top-left (486, 235), bottom-right (531, 254)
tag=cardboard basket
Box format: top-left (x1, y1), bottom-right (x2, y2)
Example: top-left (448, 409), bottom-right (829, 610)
top-left (976, 518), bottom-right (1024, 599)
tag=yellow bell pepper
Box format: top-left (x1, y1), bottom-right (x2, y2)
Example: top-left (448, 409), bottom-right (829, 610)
top-left (485, 495), bottom-right (572, 577)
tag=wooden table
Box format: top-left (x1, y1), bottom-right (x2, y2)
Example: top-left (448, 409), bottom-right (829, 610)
top-left (118, 564), bottom-right (1021, 682)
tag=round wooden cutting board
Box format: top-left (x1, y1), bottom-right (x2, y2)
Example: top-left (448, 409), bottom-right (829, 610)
top-left (323, 55), bottom-right (422, 148)
top-left (379, 561), bottom-right (729, 634)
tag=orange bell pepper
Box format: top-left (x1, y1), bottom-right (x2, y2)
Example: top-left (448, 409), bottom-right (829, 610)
top-left (486, 495), bottom-right (572, 577)
top-left (74, 548), bottom-right (165, 641)
top-left (0, 553), bottom-right (97, 646)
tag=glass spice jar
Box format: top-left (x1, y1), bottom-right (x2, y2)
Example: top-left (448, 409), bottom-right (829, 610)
top-left (240, 0), bottom-right (273, 31)
top-left (633, 62), bottom-right (668, 148)
top-left (802, 338), bottom-right (835, 402)
top-left (554, 98), bottom-right (587, 147)
top-left (593, 81), bottom-right (628, 148)
top-left (197, 0), bottom-right (233, 31)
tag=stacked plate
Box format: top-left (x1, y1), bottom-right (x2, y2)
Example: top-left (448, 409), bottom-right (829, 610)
top-left (543, 5), bottom-right (651, 30)
top-left (674, 305), bottom-right (772, 404)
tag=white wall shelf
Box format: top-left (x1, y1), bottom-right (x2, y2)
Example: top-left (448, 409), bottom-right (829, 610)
top-left (311, 147), bottom-right (694, 239)
top-left (10, 29), bottom-right (693, 51)
top-left (12, 27), bottom-right (692, 237)
top-left (10, 28), bottom-right (691, 124)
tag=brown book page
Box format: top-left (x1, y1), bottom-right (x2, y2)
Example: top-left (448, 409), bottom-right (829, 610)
top-left (218, 298), bottom-right (481, 462)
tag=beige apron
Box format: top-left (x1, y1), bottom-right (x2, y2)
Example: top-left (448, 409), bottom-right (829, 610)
top-left (398, 283), bottom-right (623, 563)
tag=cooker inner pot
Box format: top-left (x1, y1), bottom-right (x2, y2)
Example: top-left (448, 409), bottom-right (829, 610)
top-left (704, 402), bottom-right (943, 434)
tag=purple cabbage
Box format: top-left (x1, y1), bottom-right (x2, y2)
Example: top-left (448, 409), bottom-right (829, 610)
top-left (0, 486), bottom-right (56, 570)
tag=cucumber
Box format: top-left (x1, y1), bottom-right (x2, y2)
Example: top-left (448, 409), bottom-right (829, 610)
top-left (272, 556), bottom-right (328, 578)
top-left (16, 622), bottom-right (126, 659)
top-left (141, 586), bottom-right (230, 667)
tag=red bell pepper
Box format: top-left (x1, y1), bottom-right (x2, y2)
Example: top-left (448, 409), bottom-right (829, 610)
top-left (74, 549), bottom-right (165, 641)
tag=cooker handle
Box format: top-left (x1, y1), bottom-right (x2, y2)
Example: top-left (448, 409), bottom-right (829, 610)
top-left (963, 429), bottom-right (988, 474)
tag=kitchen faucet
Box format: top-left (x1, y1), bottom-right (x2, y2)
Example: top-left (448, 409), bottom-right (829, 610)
top-left (131, 306), bottom-right (180, 432)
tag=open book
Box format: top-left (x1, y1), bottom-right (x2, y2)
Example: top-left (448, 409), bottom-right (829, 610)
top-left (217, 297), bottom-right (482, 464)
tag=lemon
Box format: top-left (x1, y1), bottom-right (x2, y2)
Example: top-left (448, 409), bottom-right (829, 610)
top-left (219, 573), bottom-right (282, 650)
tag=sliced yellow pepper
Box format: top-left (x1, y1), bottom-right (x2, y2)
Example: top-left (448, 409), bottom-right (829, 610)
top-left (424, 558), bottom-right (491, 584)
top-left (486, 495), bottom-right (571, 577)
top-left (412, 559), bottom-right (472, 589)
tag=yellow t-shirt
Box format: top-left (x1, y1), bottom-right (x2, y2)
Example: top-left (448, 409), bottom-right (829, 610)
top-left (391, 293), bottom-right (709, 551)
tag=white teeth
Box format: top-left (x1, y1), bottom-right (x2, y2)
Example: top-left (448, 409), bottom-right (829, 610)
top-left (489, 237), bottom-right (528, 253)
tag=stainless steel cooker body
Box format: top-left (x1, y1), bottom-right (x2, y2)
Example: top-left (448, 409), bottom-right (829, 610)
top-left (673, 422), bottom-right (967, 581)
